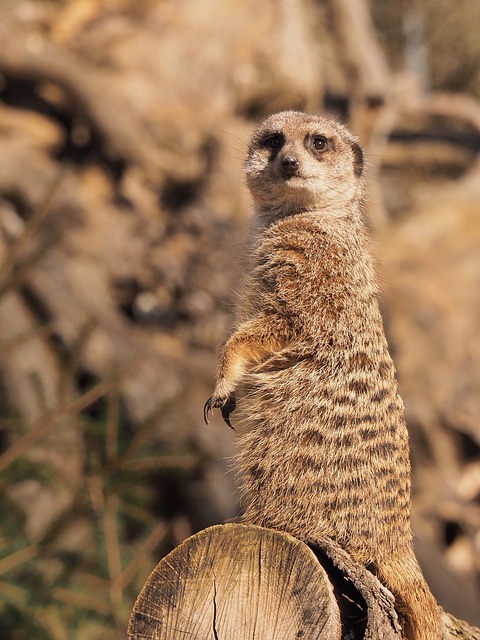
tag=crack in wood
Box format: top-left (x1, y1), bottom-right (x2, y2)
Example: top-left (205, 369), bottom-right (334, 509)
top-left (212, 579), bottom-right (220, 640)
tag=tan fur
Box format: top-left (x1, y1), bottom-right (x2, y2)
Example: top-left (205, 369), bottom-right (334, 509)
top-left (205, 111), bottom-right (442, 639)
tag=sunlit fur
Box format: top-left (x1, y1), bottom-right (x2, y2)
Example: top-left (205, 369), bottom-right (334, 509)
top-left (207, 111), bottom-right (442, 639)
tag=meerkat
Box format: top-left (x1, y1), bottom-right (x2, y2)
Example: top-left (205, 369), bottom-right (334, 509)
top-left (204, 111), bottom-right (442, 640)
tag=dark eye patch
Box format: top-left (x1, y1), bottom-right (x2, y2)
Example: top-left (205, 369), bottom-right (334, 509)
top-left (260, 133), bottom-right (285, 150)
top-left (305, 134), bottom-right (332, 154)
top-left (351, 142), bottom-right (364, 177)
top-left (311, 135), bottom-right (328, 151)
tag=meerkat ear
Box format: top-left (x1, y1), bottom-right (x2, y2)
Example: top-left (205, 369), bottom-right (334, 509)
top-left (351, 142), bottom-right (364, 177)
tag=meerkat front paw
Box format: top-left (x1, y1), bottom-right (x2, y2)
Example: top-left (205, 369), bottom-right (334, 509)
top-left (204, 392), bottom-right (237, 429)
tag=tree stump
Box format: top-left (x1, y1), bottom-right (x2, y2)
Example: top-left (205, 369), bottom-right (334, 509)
top-left (128, 523), bottom-right (480, 640)
top-left (128, 523), bottom-right (341, 639)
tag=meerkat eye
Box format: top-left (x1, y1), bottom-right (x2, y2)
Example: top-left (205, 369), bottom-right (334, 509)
top-left (311, 135), bottom-right (328, 151)
top-left (261, 134), bottom-right (284, 150)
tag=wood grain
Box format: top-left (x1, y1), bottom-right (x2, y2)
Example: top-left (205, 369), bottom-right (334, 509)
top-left (128, 523), bottom-right (341, 640)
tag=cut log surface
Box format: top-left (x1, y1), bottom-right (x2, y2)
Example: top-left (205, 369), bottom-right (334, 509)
top-left (128, 523), bottom-right (341, 640)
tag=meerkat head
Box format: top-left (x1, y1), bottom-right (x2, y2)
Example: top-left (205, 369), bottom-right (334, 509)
top-left (245, 111), bottom-right (364, 223)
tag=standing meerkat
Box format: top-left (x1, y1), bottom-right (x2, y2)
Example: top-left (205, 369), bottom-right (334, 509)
top-left (204, 111), bottom-right (442, 640)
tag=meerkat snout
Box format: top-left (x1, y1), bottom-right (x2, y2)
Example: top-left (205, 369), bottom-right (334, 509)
top-left (280, 155), bottom-right (300, 175)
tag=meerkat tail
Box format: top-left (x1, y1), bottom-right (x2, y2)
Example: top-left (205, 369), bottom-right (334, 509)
top-left (375, 552), bottom-right (442, 640)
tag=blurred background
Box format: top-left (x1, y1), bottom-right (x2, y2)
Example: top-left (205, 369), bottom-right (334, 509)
top-left (0, 0), bottom-right (479, 637)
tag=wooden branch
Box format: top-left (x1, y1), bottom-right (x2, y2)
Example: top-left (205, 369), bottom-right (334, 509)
top-left (329, 0), bottom-right (390, 100)
top-left (128, 524), bottom-right (480, 640)
top-left (0, 23), bottom-right (173, 184)
top-left (409, 92), bottom-right (480, 176)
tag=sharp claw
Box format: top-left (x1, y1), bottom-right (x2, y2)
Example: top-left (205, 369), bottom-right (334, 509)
top-left (221, 394), bottom-right (237, 430)
top-left (204, 398), bottom-right (213, 425)
top-left (204, 393), bottom-right (237, 428)
top-left (221, 410), bottom-right (233, 429)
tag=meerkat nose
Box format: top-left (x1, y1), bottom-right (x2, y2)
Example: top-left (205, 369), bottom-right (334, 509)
top-left (281, 156), bottom-right (300, 174)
